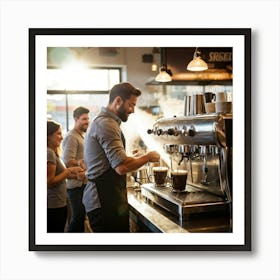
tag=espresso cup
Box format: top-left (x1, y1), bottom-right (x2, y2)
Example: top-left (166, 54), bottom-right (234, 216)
top-left (151, 166), bottom-right (168, 187)
top-left (171, 170), bottom-right (188, 191)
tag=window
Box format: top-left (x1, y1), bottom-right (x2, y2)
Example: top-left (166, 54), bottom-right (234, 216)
top-left (47, 68), bottom-right (120, 91)
top-left (47, 67), bottom-right (121, 132)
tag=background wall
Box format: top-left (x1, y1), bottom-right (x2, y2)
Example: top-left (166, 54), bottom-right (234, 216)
top-left (46, 46), bottom-right (233, 154)
top-left (47, 46), bottom-right (158, 89)
top-left (1, 1), bottom-right (279, 280)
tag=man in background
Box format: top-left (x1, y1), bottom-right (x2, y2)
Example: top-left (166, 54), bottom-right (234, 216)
top-left (62, 106), bottom-right (90, 232)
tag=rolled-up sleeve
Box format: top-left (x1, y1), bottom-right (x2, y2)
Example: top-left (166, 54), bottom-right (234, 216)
top-left (96, 118), bottom-right (127, 169)
top-left (62, 134), bottom-right (78, 165)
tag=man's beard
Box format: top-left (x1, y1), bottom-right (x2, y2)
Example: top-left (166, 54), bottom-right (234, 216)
top-left (79, 124), bottom-right (88, 132)
top-left (117, 104), bottom-right (129, 122)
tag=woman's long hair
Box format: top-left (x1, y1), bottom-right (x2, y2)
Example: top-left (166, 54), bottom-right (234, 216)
top-left (47, 120), bottom-right (61, 156)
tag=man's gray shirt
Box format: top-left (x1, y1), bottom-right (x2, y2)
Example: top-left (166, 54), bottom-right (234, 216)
top-left (82, 107), bottom-right (127, 213)
top-left (62, 128), bottom-right (85, 189)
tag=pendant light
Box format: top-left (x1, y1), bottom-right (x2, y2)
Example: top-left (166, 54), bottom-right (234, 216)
top-left (155, 64), bottom-right (172, 82)
top-left (187, 47), bottom-right (208, 71)
top-left (155, 48), bottom-right (172, 82)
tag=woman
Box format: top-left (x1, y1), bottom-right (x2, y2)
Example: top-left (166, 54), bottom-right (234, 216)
top-left (47, 120), bottom-right (83, 232)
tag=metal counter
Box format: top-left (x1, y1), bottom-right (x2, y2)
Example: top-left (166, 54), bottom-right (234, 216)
top-left (127, 186), bottom-right (232, 233)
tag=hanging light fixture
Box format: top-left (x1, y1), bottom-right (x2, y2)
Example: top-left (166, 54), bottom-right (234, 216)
top-left (187, 47), bottom-right (208, 71)
top-left (155, 64), bottom-right (172, 82)
top-left (155, 48), bottom-right (172, 82)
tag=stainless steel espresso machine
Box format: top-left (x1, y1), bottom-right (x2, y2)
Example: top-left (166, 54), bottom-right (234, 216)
top-left (142, 113), bottom-right (232, 229)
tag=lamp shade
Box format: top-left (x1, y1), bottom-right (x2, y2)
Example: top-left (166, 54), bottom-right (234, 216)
top-left (187, 56), bottom-right (208, 71)
top-left (155, 64), bottom-right (172, 82)
top-left (155, 70), bottom-right (172, 82)
top-left (187, 48), bottom-right (208, 71)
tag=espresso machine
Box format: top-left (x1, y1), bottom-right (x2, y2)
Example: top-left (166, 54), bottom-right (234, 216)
top-left (142, 113), bottom-right (232, 228)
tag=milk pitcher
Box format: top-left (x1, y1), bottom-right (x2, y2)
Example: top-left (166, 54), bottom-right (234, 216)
top-left (184, 94), bottom-right (206, 116)
top-left (193, 94), bottom-right (206, 115)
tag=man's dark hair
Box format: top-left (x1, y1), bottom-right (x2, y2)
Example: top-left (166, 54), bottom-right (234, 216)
top-left (108, 82), bottom-right (141, 104)
top-left (73, 106), bottom-right (90, 119)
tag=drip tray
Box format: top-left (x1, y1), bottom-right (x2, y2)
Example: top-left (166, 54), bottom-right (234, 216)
top-left (141, 183), bottom-right (229, 222)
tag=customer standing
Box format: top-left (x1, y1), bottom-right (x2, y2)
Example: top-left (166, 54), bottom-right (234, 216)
top-left (83, 82), bottom-right (160, 233)
top-left (47, 120), bottom-right (83, 232)
top-left (62, 106), bottom-right (90, 232)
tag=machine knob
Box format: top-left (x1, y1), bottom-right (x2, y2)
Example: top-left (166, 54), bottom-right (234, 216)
top-left (157, 129), bottom-right (163, 136)
top-left (181, 129), bottom-right (187, 136)
top-left (167, 128), bottom-right (176, 135)
top-left (147, 129), bottom-right (153, 134)
top-left (188, 127), bottom-right (196, 137)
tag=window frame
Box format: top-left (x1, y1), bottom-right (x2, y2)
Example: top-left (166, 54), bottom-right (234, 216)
top-left (47, 66), bottom-right (123, 131)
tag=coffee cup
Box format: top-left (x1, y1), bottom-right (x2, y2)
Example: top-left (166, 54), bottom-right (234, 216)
top-left (216, 92), bottom-right (227, 102)
top-left (205, 102), bottom-right (215, 113)
top-left (215, 101), bottom-right (232, 113)
top-left (171, 170), bottom-right (188, 191)
top-left (151, 166), bottom-right (168, 187)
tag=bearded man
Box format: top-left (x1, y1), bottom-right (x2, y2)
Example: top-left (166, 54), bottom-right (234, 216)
top-left (83, 82), bottom-right (160, 232)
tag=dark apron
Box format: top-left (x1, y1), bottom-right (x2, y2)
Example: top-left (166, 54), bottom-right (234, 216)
top-left (89, 117), bottom-right (129, 232)
top-left (93, 167), bottom-right (129, 232)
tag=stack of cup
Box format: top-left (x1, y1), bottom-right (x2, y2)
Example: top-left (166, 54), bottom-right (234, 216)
top-left (215, 92), bottom-right (232, 113)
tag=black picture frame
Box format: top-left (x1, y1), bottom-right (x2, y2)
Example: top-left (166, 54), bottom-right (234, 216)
top-left (29, 28), bottom-right (251, 251)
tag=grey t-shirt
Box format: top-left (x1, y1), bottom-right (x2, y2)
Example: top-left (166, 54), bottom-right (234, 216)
top-left (47, 147), bottom-right (67, 208)
top-left (62, 128), bottom-right (85, 189)
top-left (82, 107), bottom-right (127, 213)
